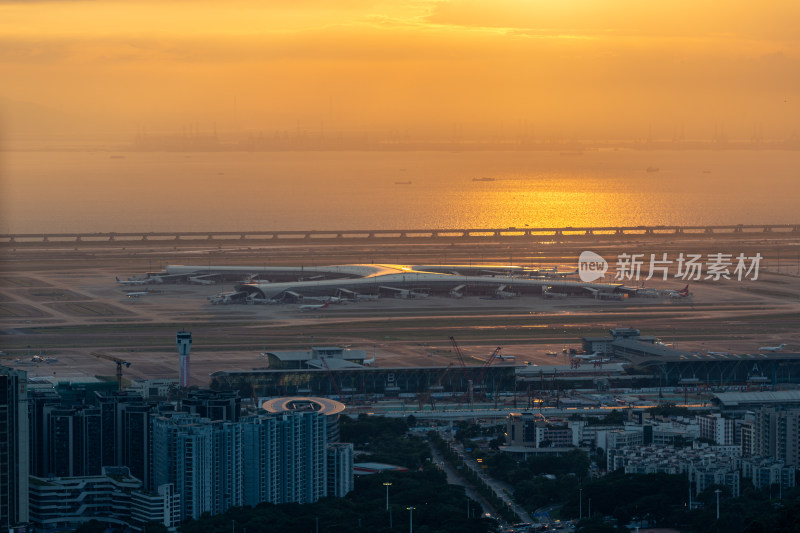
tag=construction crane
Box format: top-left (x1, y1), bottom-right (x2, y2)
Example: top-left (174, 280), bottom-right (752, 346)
top-left (319, 356), bottom-right (343, 400)
top-left (474, 346), bottom-right (503, 398)
top-left (448, 336), bottom-right (468, 371)
top-left (90, 351), bottom-right (131, 391)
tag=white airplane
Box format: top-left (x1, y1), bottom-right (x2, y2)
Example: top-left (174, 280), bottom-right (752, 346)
top-left (209, 291), bottom-right (246, 305)
top-left (449, 284), bottom-right (466, 299)
top-left (759, 344), bottom-right (786, 352)
top-left (116, 276), bottom-right (147, 286)
top-left (572, 351), bottom-right (602, 360)
top-left (299, 299), bottom-right (331, 311)
top-left (664, 285), bottom-right (691, 299)
top-left (126, 288), bottom-right (149, 298)
top-left (538, 268), bottom-right (579, 279)
top-left (706, 350), bottom-right (730, 356)
top-left (302, 295), bottom-right (342, 304)
top-left (246, 295), bottom-right (279, 305)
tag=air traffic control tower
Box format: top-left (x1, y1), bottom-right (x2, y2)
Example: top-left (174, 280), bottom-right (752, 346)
top-left (176, 331), bottom-right (192, 388)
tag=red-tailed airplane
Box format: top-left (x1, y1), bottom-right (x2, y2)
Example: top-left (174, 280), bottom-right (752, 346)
top-left (666, 285), bottom-right (690, 298)
top-left (299, 299), bottom-right (331, 312)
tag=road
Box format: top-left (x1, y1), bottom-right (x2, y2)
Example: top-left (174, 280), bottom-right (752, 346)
top-left (446, 439), bottom-right (535, 525)
top-left (428, 441), bottom-right (497, 519)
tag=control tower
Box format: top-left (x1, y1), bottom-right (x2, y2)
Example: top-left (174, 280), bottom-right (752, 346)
top-left (176, 331), bottom-right (192, 388)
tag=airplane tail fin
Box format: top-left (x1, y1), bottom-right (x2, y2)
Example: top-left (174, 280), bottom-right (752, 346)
top-left (322, 299), bottom-right (330, 309)
top-left (116, 276), bottom-right (120, 282)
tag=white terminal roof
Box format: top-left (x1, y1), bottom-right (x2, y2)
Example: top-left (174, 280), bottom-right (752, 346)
top-left (164, 263), bottom-right (624, 300)
top-left (266, 349), bottom-right (367, 362)
top-left (713, 390), bottom-right (800, 407)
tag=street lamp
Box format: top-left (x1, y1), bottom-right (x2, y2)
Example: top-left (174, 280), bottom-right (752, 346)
top-left (383, 482), bottom-right (392, 511)
top-left (406, 506), bottom-right (416, 533)
top-left (579, 488), bottom-right (583, 520)
top-left (715, 489), bottom-right (721, 520)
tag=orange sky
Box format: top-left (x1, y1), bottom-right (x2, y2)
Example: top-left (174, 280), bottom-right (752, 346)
top-left (1, 0), bottom-right (798, 143)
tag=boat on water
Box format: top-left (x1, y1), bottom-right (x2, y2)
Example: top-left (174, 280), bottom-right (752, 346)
top-left (472, 177), bottom-right (496, 182)
top-left (394, 181), bottom-right (412, 185)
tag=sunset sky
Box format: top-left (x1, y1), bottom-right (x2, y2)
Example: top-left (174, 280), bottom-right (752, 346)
top-left (1, 0), bottom-right (798, 143)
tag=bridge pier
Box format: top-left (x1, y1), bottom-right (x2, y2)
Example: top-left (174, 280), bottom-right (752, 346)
top-left (585, 229), bottom-right (594, 236)
top-left (704, 228), bottom-right (714, 234)
top-left (615, 229), bottom-right (624, 235)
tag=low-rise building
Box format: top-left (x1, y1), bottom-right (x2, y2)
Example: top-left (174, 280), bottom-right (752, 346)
top-left (741, 457), bottom-right (796, 491)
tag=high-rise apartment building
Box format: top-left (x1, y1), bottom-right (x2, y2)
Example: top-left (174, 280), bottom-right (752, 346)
top-left (0, 366), bottom-right (29, 527)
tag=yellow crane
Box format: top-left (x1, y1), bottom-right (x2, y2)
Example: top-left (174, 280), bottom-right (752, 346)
top-left (90, 351), bottom-right (131, 391)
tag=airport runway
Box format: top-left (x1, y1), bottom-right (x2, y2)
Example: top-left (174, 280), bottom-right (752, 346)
top-left (1, 235), bottom-right (799, 387)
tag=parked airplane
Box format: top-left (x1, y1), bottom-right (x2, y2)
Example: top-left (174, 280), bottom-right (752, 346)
top-left (706, 350), bottom-right (731, 356)
top-left (126, 288), bottom-right (149, 298)
top-left (535, 268), bottom-right (579, 279)
top-left (362, 349), bottom-right (376, 366)
top-left (665, 285), bottom-right (691, 298)
top-left (246, 295), bottom-right (279, 305)
top-left (302, 295), bottom-right (342, 304)
top-left (572, 351), bottom-right (602, 360)
top-left (116, 276), bottom-right (146, 286)
top-left (299, 299), bottom-right (331, 311)
top-left (759, 343), bottom-right (786, 352)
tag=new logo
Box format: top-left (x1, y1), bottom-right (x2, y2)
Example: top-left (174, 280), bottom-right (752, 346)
top-left (578, 251), bottom-right (608, 282)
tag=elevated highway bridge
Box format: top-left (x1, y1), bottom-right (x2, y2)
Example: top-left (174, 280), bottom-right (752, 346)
top-left (2, 224), bottom-right (798, 245)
